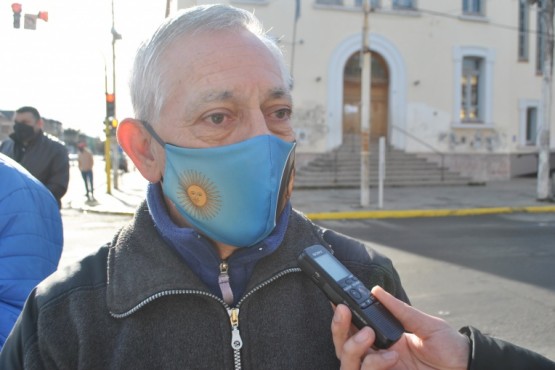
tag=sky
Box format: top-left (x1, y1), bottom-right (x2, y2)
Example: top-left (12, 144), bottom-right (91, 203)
top-left (0, 0), bottom-right (167, 138)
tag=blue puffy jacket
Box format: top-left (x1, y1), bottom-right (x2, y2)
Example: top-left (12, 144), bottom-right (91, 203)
top-left (0, 153), bottom-right (63, 350)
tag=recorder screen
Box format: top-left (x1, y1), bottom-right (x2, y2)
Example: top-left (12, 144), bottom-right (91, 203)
top-left (315, 253), bottom-right (350, 281)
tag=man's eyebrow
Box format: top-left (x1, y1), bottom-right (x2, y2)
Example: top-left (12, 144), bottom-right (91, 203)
top-left (183, 91), bottom-right (233, 118)
top-left (192, 88), bottom-right (291, 105)
top-left (267, 87), bottom-right (292, 101)
top-left (197, 90), bottom-right (234, 104)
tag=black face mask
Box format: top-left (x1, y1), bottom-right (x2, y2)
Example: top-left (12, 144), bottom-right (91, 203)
top-left (13, 122), bottom-right (36, 143)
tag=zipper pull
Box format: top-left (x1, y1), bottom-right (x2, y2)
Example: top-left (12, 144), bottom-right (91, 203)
top-left (219, 260), bottom-right (234, 305)
top-left (228, 308), bottom-right (243, 350)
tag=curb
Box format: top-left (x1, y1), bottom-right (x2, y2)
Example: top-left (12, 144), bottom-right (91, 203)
top-left (73, 204), bottom-right (555, 220)
top-left (305, 205), bottom-right (555, 220)
top-left (81, 208), bottom-right (135, 217)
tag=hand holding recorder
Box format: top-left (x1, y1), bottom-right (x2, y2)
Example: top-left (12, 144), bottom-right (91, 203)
top-left (298, 244), bottom-right (468, 370)
top-left (332, 286), bottom-right (470, 370)
top-left (298, 244), bottom-right (404, 349)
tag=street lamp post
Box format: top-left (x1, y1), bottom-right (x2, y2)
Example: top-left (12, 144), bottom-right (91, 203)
top-left (360, 0), bottom-right (372, 207)
top-left (110, 0), bottom-right (121, 190)
top-left (104, 63), bottom-right (112, 194)
top-left (535, 0), bottom-right (554, 200)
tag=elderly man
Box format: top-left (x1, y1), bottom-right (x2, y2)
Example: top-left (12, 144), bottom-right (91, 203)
top-left (0, 5), bottom-right (408, 369)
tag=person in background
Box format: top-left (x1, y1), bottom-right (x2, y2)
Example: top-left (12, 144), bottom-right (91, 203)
top-left (0, 5), bottom-right (408, 369)
top-left (0, 106), bottom-right (69, 208)
top-left (77, 141), bottom-right (95, 201)
top-left (332, 286), bottom-right (555, 370)
top-left (0, 153), bottom-right (63, 352)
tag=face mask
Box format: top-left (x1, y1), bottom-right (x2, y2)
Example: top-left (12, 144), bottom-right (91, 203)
top-left (141, 121), bottom-right (296, 247)
top-left (13, 122), bottom-right (36, 142)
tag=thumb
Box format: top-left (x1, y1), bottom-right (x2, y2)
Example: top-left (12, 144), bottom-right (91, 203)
top-left (361, 350), bottom-right (399, 369)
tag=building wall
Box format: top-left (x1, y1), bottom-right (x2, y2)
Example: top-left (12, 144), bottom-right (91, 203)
top-left (175, 0), bottom-right (554, 180)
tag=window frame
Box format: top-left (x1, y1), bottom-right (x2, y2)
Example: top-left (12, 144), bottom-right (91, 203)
top-left (462, 0), bottom-right (484, 16)
top-left (452, 46), bottom-right (495, 128)
top-left (518, 0), bottom-right (529, 61)
top-left (536, 3), bottom-right (546, 74)
top-left (392, 0), bottom-right (416, 10)
top-left (519, 99), bottom-right (541, 147)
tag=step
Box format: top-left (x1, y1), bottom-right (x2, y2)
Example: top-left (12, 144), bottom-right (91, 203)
top-left (294, 140), bottom-right (470, 188)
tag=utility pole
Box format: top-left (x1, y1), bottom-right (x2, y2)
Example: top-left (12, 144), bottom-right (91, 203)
top-left (290, 0), bottom-right (301, 86)
top-left (110, 0), bottom-right (122, 190)
top-left (535, 0), bottom-right (554, 200)
top-left (104, 64), bottom-right (112, 195)
top-left (165, 0), bottom-right (172, 17)
top-left (360, 0), bottom-right (372, 206)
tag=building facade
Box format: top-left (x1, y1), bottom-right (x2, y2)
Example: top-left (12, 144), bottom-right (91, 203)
top-left (176, 0), bottom-right (555, 181)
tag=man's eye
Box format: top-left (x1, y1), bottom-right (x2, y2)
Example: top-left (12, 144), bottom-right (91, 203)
top-left (209, 113), bottom-right (225, 124)
top-left (274, 109), bottom-right (292, 120)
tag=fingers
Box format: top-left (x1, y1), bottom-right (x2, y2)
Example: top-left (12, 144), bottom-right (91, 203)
top-left (361, 351), bottom-right (399, 370)
top-left (333, 304), bottom-right (397, 369)
top-left (331, 304), bottom-right (354, 359)
top-left (371, 286), bottom-right (447, 336)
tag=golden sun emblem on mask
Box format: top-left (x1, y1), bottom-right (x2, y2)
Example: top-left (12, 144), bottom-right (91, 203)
top-left (177, 170), bottom-right (222, 220)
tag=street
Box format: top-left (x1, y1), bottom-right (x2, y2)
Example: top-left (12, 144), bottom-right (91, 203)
top-left (317, 214), bottom-right (555, 359)
top-left (60, 209), bottom-right (130, 268)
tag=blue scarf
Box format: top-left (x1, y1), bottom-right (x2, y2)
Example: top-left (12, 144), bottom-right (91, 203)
top-left (146, 183), bottom-right (290, 305)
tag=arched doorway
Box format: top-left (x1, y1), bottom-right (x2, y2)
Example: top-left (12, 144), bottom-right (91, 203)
top-left (342, 51), bottom-right (390, 141)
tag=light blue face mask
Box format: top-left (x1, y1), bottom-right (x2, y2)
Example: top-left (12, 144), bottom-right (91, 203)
top-left (141, 121), bottom-right (296, 247)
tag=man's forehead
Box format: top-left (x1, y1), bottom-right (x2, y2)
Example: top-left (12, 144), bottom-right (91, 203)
top-left (15, 112), bottom-right (37, 122)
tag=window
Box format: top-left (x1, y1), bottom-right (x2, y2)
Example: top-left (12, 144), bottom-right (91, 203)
top-left (519, 100), bottom-right (540, 146)
top-left (463, 0), bottom-right (484, 16)
top-left (317, 0), bottom-right (342, 5)
top-left (525, 107), bottom-right (538, 145)
top-left (452, 46), bottom-right (494, 127)
top-left (355, 0), bottom-right (380, 8)
top-left (536, 3), bottom-right (546, 73)
top-left (518, 0), bottom-right (529, 61)
top-left (318, 0), bottom-right (380, 7)
top-left (393, 0), bottom-right (415, 9)
top-left (461, 57), bottom-right (483, 122)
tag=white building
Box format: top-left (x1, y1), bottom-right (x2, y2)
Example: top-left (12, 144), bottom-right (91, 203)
top-left (176, 0), bottom-right (555, 181)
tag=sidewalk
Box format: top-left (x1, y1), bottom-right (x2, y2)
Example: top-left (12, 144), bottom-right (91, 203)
top-left (65, 169), bottom-right (555, 219)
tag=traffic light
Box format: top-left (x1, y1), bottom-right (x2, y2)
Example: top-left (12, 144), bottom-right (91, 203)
top-left (106, 93), bottom-right (115, 119)
top-left (12, 3), bottom-right (22, 29)
top-left (110, 119), bottom-right (118, 136)
top-left (24, 14), bottom-right (36, 30)
top-left (38, 11), bottom-right (48, 22)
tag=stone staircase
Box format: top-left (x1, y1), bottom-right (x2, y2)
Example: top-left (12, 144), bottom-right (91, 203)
top-left (294, 135), bottom-right (473, 189)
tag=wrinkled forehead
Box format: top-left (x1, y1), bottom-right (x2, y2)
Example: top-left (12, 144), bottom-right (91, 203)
top-left (156, 29), bottom-right (287, 102)
top-left (159, 29), bottom-right (282, 78)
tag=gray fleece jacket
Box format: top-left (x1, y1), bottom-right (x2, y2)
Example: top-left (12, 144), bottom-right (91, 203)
top-left (0, 203), bottom-right (408, 370)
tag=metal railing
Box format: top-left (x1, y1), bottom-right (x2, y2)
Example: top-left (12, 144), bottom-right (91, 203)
top-left (390, 124), bottom-right (445, 181)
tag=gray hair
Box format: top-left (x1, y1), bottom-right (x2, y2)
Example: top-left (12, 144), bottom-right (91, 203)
top-left (129, 4), bottom-right (291, 124)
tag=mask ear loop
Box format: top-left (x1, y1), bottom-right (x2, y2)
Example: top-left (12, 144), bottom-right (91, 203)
top-left (139, 120), bottom-right (166, 147)
top-left (139, 120), bottom-right (167, 183)
top-left (277, 141), bottom-right (297, 214)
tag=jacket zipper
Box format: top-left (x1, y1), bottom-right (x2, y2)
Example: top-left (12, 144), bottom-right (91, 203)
top-left (110, 267), bottom-right (302, 370)
top-left (228, 307), bottom-right (243, 369)
top-left (219, 260), bottom-right (234, 305)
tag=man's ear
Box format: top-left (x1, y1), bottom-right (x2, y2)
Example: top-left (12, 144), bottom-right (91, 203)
top-left (117, 118), bottom-right (163, 183)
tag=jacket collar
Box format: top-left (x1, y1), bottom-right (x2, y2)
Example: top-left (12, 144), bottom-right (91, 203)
top-left (106, 202), bottom-right (320, 316)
